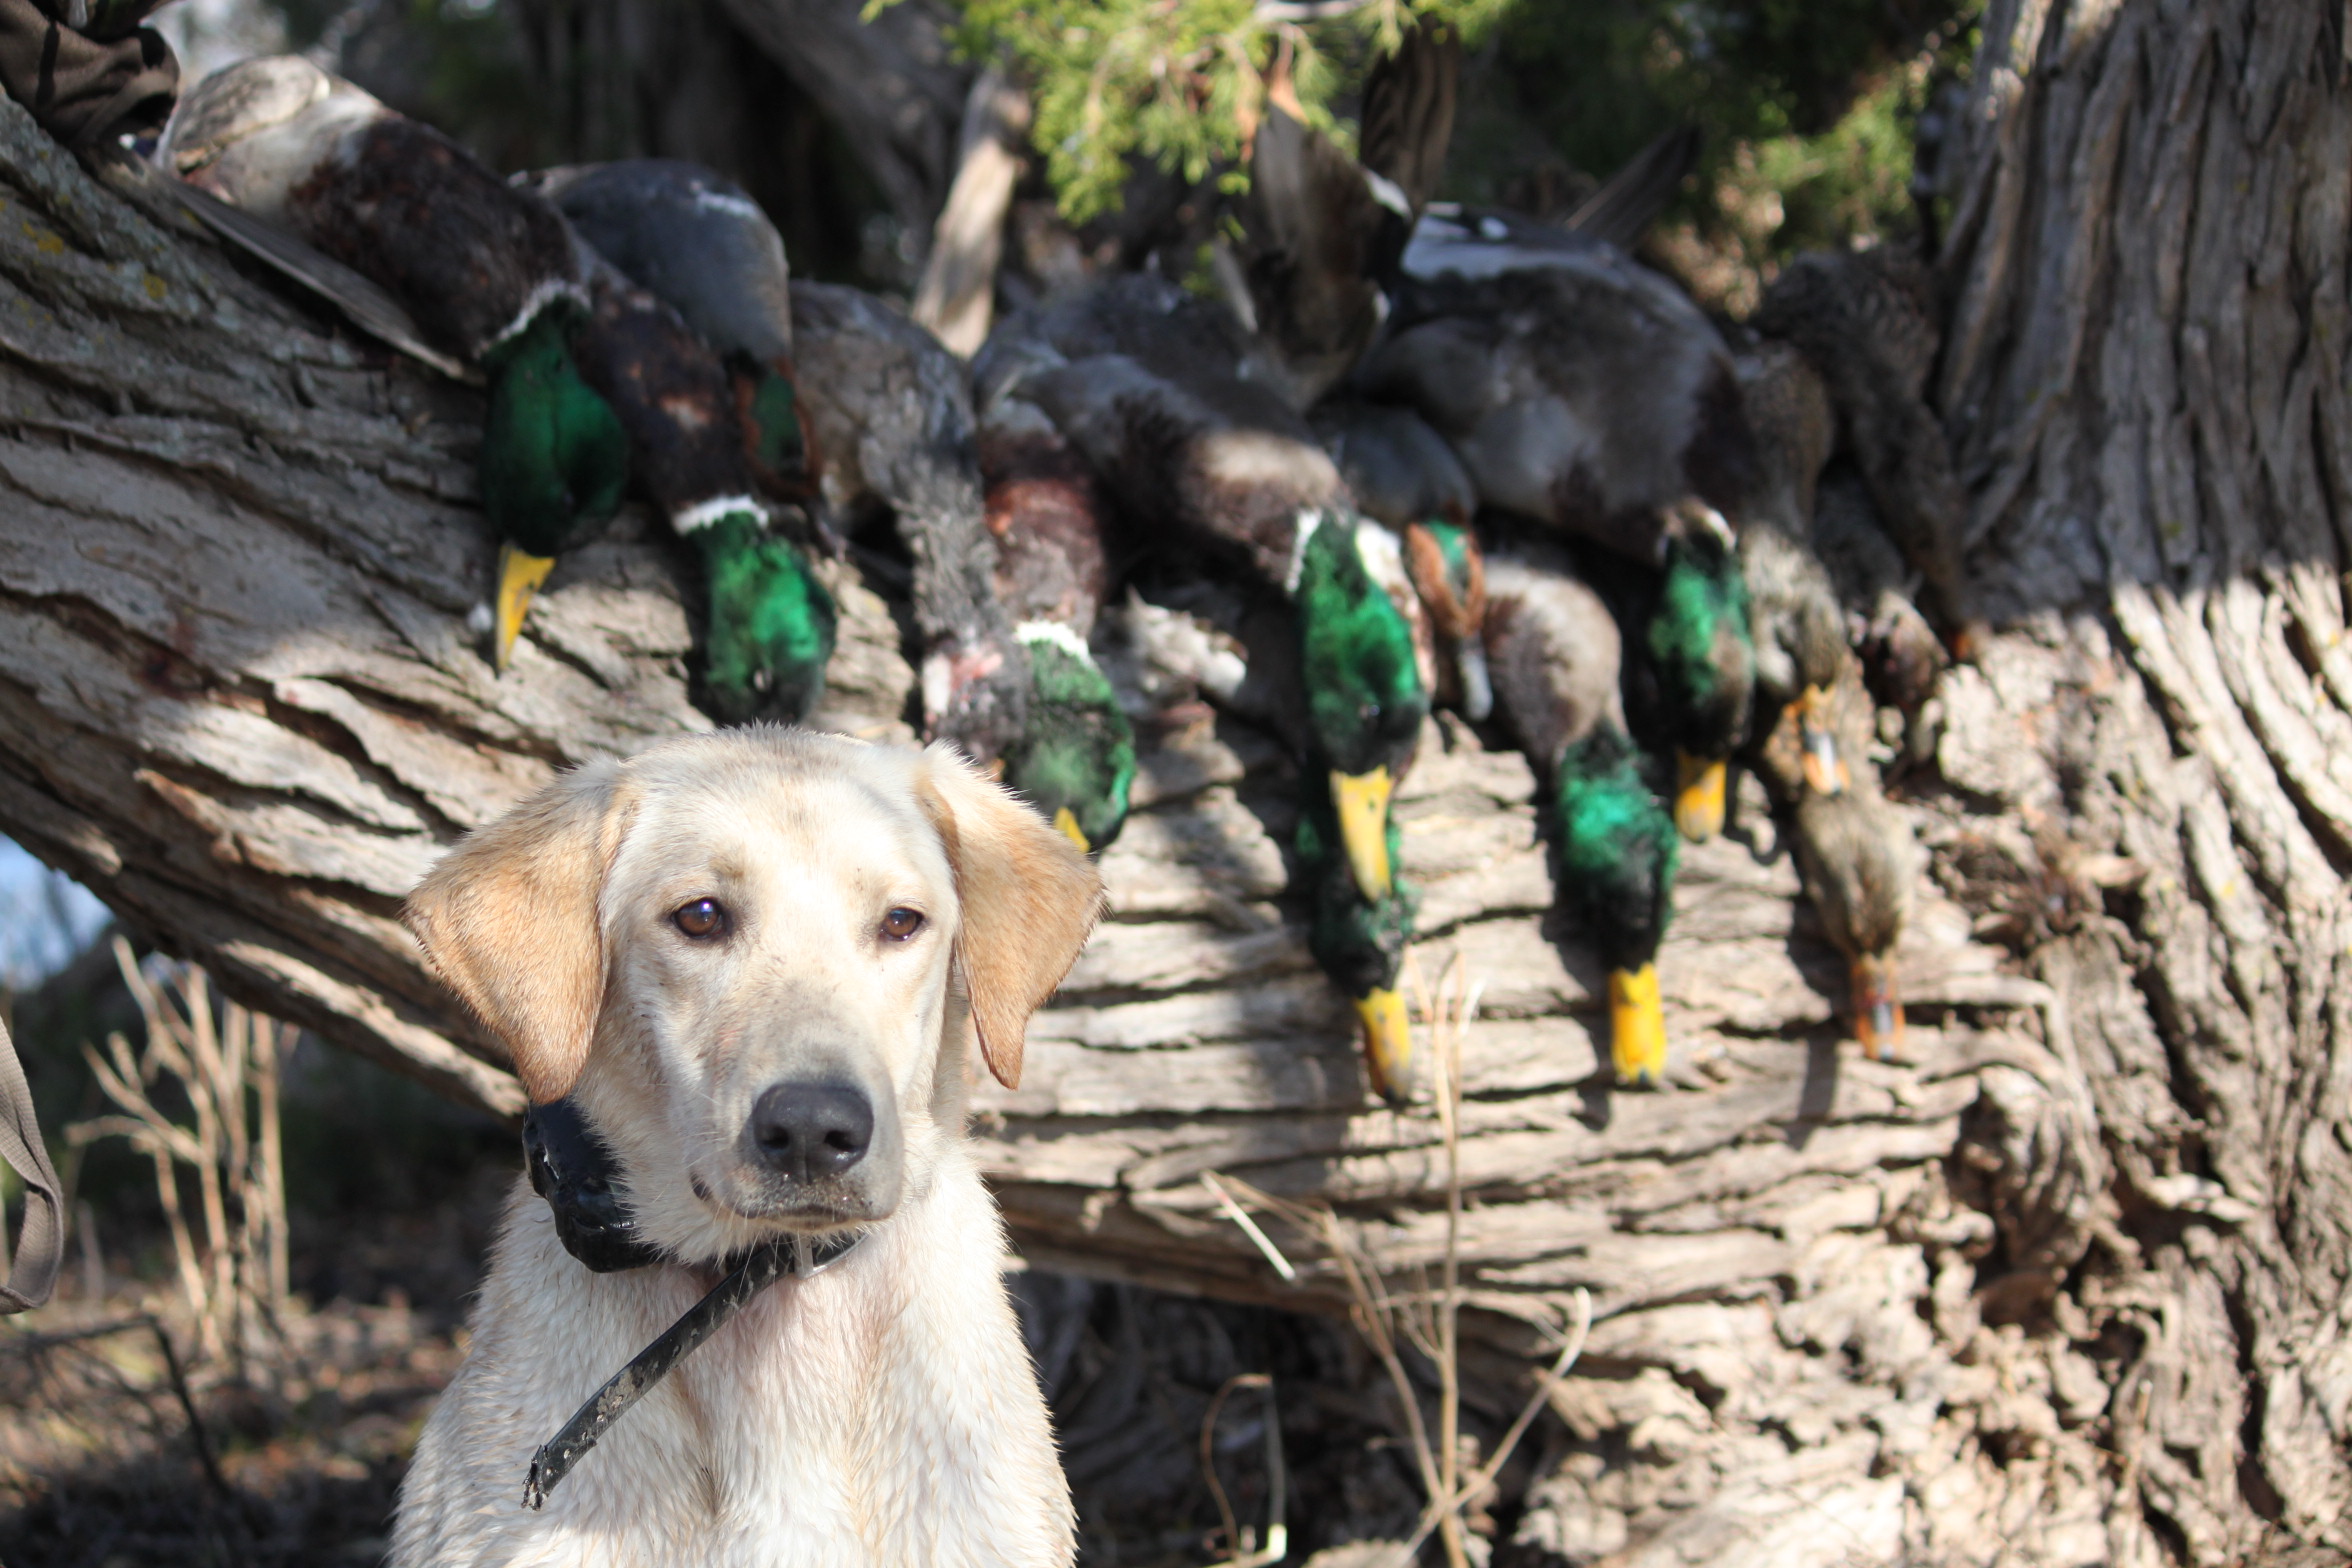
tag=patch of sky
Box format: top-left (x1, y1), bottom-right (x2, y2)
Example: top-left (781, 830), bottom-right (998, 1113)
top-left (0, 838), bottom-right (111, 991)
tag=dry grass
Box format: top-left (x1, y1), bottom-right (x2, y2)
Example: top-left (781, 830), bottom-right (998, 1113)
top-left (1208, 949), bottom-right (1593, 1568)
top-left (67, 941), bottom-right (294, 1368)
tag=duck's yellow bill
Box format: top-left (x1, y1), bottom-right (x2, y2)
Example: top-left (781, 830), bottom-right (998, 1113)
top-left (1330, 766), bottom-right (1395, 901)
top-left (1850, 954), bottom-right (1904, 1061)
top-left (1796, 685), bottom-right (1847, 796)
top-left (494, 544), bottom-right (557, 673)
top-left (1674, 753), bottom-right (1727, 842)
top-left (1353, 986), bottom-right (1414, 1105)
top-left (1052, 806), bottom-right (1092, 854)
top-left (1609, 963), bottom-right (1667, 1087)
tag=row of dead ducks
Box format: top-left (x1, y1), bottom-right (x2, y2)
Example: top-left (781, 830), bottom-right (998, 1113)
top-left (154, 46), bottom-right (1968, 1108)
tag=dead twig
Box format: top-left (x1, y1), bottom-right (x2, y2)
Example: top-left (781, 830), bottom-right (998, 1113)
top-left (1199, 1372), bottom-right (1288, 1566)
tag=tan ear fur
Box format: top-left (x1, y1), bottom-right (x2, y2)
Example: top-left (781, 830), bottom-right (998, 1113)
top-left (917, 744), bottom-right (1104, 1089)
top-left (403, 762), bottom-right (635, 1104)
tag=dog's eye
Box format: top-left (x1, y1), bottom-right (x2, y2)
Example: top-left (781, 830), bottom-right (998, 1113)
top-left (674, 898), bottom-right (727, 940)
top-left (881, 907), bottom-right (925, 941)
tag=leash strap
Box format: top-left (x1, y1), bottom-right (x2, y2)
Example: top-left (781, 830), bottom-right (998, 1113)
top-left (0, 1011), bottom-right (63, 1313)
top-left (521, 1231), bottom-right (858, 1509)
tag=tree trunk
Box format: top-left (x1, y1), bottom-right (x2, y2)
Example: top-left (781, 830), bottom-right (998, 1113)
top-left (2, 2), bottom-right (2346, 1558)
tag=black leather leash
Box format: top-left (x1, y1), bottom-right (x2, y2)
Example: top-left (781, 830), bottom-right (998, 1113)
top-left (516, 1100), bottom-right (861, 1510)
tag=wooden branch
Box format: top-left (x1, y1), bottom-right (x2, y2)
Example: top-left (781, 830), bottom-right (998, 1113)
top-left (911, 71), bottom-right (1031, 358)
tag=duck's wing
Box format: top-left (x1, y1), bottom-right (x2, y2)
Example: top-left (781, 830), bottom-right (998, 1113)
top-left (166, 54), bottom-right (580, 362)
top-left (1480, 551), bottom-right (1628, 770)
top-left (134, 163), bottom-right (472, 382)
top-left (528, 159), bottom-right (794, 366)
top-left (791, 282), bottom-right (1029, 764)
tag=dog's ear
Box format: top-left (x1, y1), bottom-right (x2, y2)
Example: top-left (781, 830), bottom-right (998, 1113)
top-left (916, 744), bottom-right (1104, 1089)
top-left (404, 761), bottom-right (636, 1104)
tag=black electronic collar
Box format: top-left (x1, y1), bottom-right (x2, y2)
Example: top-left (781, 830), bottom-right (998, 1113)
top-left (517, 1099), bottom-right (863, 1508)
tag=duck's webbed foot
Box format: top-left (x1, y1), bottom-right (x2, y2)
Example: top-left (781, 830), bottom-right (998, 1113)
top-left (1849, 952), bottom-right (1905, 1060)
top-left (1673, 751), bottom-right (1729, 842)
top-left (1608, 963), bottom-right (1667, 1087)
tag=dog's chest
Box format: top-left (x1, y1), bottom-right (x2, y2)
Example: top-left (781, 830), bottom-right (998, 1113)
top-left (538, 1248), bottom-right (1028, 1565)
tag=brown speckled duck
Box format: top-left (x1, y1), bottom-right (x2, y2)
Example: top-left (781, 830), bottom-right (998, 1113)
top-left (1755, 659), bottom-right (1920, 1059)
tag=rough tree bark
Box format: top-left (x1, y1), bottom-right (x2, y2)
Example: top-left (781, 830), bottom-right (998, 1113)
top-left (0, 2), bottom-right (2345, 1560)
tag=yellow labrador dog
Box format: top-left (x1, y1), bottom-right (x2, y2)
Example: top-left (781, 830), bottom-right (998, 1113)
top-left (392, 729), bottom-right (1099, 1567)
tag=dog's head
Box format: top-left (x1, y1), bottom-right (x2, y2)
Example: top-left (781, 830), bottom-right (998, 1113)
top-left (405, 730), bottom-right (1102, 1263)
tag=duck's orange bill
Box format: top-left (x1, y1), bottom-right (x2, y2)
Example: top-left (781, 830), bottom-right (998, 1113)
top-left (1795, 685), bottom-right (1848, 796)
top-left (1331, 766), bottom-right (1395, 901)
top-left (1609, 963), bottom-right (1666, 1087)
top-left (1673, 753), bottom-right (1726, 843)
top-left (495, 544), bottom-right (557, 673)
top-left (1354, 987), bottom-right (1414, 1105)
top-left (1849, 954), bottom-right (1904, 1061)
top-left (1052, 807), bottom-right (1092, 855)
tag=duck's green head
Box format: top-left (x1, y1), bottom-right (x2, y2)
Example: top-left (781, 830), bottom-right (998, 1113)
top-left (1404, 520), bottom-right (1494, 721)
top-left (1552, 725), bottom-right (1680, 1087)
top-left (1647, 513), bottom-right (1754, 842)
top-left (733, 356), bottom-right (818, 499)
top-left (1299, 791), bottom-right (1418, 1105)
top-left (479, 303), bottom-right (630, 670)
top-left (681, 504), bottom-right (836, 725)
top-left (1003, 622), bottom-right (1137, 855)
top-left (1293, 510), bottom-right (1431, 904)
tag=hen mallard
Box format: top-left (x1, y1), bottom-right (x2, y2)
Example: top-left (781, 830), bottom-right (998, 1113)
top-left (1754, 658), bottom-right (1919, 1059)
top-left (1482, 551), bottom-right (1679, 1084)
top-left (1354, 247), bottom-right (1758, 840)
top-left (978, 276), bottom-right (1430, 1100)
top-left (161, 56), bottom-right (627, 670)
top-left (974, 392), bottom-right (1137, 853)
top-left (1753, 246), bottom-right (1980, 655)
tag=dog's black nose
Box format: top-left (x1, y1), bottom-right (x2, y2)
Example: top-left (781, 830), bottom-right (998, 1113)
top-left (748, 1082), bottom-right (873, 1182)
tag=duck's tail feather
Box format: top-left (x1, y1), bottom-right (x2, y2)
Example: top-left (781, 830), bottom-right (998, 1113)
top-left (156, 167), bottom-right (477, 382)
top-left (1358, 17), bottom-right (1461, 217)
top-left (1563, 124), bottom-right (1700, 252)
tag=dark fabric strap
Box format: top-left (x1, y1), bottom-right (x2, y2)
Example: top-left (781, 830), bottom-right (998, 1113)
top-left (0, 1011), bottom-right (61, 1314)
top-left (0, 0), bottom-right (177, 152)
top-left (521, 1230), bottom-right (861, 1509)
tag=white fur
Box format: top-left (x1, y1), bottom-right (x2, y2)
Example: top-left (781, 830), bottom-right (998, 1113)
top-left (393, 743), bottom-right (1074, 1567)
